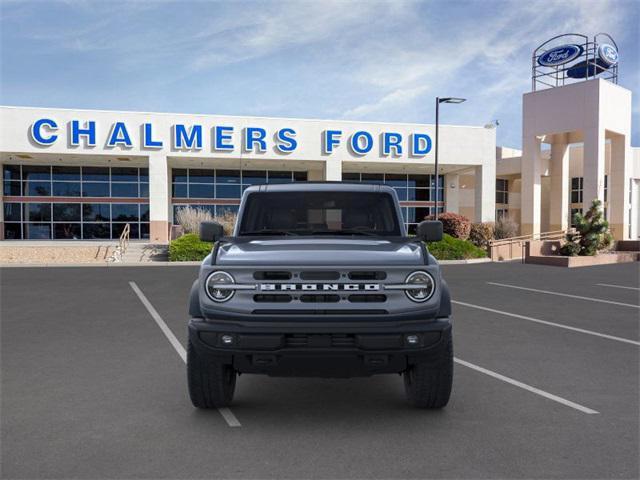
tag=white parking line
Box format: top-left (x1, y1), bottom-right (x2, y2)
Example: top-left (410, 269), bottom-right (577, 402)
top-left (596, 283), bottom-right (640, 291)
top-left (454, 358), bottom-right (599, 415)
top-left (488, 282), bottom-right (640, 309)
top-left (129, 281), bottom-right (241, 428)
top-left (452, 300), bottom-right (640, 346)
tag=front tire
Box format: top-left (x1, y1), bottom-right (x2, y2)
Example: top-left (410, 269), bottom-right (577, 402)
top-left (187, 339), bottom-right (236, 408)
top-left (403, 334), bottom-right (453, 408)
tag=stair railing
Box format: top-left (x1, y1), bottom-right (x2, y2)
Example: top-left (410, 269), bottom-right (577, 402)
top-left (106, 223), bottom-right (131, 263)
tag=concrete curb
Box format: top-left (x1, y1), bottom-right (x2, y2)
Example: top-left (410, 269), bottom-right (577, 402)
top-left (438, 258), bottom-right (492, 265)
top-left (0, 262), bottom-right (202, 268)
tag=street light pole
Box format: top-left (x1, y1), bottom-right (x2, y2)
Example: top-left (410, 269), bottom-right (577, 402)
top-left (433, 96), bottom-right (466, 220)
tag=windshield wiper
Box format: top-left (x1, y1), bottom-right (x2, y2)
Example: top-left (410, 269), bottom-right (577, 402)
top-left (240, 229), bottom-right (299, 236)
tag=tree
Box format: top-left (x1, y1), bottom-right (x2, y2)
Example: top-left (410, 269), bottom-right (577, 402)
top-left (560, 199), bottom-right (613, 256)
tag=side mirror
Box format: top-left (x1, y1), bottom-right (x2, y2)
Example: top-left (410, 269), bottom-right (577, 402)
top-left (417, 220), bottom-right (443, 242)
top-left (200, 221), bottom-right (225, 243)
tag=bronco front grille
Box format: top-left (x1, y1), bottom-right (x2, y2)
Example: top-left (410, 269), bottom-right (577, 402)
top-left (285, 334), bottom-right (356, 348)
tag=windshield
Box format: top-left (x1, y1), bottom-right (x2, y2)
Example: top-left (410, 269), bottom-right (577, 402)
top-left (238, 191), bottom-right (402, 237)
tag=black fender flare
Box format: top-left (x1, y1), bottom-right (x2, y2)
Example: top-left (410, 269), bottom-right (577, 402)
top-left (189, 279), bottom-right (203, 318)
top-left (437, 279), bottom-right (451, 318)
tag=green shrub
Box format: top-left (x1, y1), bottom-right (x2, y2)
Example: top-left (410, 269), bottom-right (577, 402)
top-left (560, 199), bottom-right (613, 256)
top-left (427, 234), bottom-right (487, 260)
top-left (438, 212), bottom-right (471, 240)
top-left (469, 222), bottom-right (495, 249)
top-left (169, 233), bottom-right (213, 261)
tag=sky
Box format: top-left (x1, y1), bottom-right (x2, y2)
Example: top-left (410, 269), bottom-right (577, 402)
top-left (1, 0), bottom-right (638, 148)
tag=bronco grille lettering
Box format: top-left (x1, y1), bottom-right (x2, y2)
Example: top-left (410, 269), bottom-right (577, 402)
top-left (260, 283), bottom-right (380, 291)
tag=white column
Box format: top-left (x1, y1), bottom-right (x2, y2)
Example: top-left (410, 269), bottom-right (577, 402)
top-left (474, 163), bottom-right (495, 223)
top-left (148, 153), bottom-right (170, 244)
top-left (324, 159), bottom-right (342, 181)
top-left (582, 126), bottom-right (606, 211)
top-left (549, 135), bottom-right (570, 232)
top-left (609, 134), bottom-right (631, 240)
top-left (521, 135), bottom-right (542, 236)
top-left (445, 173), bottom-right (459, 214)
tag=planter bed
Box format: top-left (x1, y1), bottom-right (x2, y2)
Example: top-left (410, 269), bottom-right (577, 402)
top-left (525, 252), bottom-right (639, 268)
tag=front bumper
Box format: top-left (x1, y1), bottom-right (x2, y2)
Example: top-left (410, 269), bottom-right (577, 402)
top-left (188, 317), bottom-right (452, 377)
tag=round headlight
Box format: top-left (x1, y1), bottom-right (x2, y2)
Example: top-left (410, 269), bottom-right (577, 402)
top-left (205, 271), bottom-right (235, 302)
top-left (405, 271), bottom-right (435, 302)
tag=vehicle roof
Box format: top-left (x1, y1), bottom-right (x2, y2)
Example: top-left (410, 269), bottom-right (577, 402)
top-left (243, 182), bottom-right (395, 194)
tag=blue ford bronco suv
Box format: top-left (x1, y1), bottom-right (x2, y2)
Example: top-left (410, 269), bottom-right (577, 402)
top-left (187, 182), bottom-right (452, 408)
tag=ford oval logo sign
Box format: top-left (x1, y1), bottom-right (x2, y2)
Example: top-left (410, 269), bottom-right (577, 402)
top-left (598, 44), bottom-right (618, 66)
top-left (538, 44), bottom-right (583, 67)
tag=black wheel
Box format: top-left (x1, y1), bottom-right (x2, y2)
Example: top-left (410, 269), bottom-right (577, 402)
top-left (403, 334), bottom-right (453, 408)
top-left (187, 339), bottom-right (236, 408)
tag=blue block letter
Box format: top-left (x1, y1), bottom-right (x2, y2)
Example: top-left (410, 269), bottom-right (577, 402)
top-left (275, 128), bottom-right (297, 153)
top-left (350, 131), bottom-right (373, 155)
top-left (71, 120), bottom-right (96, 146)
top-left (174, 124), bottom-right (203, 149)
top-left (30, 118), bottom-right (58, 145)
top-left (107, 122), bottom-right (133, 147)
top-left (214, 126), bottom-right (234, 151)
top-left (244, 127), bottom-right (267, 152)
top-left (411, 133), bottom-right (432, 156)
top-left (323, 130), bottom-right (342, 154)
top-left (383, 132), bottom-right (403, 156)
top-left (143, 123), bottom-right (163, 148)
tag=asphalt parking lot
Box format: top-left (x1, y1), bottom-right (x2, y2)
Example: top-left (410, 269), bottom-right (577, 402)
top-left (1, 261), bottom-right (638, 479)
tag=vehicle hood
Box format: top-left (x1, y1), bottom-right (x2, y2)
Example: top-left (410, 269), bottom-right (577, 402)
top-left (215, 237), bottom-right (425, 266)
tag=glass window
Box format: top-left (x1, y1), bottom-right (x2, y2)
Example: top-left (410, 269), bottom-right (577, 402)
top-left (384, 174), bottom-right (407, 188)
top-left (141, 223), bottom-right (150, 239)
top-left (3, 164), bottom-right (21, 181)
top-left (52, 182), bottom-right (81, 197)
top-left (54, 223), bottom-right (81, 239)
top-left (189, 169), bottom-right (215, 183)
top-left (52, 166), bottom-right (80, 181)
top-left (188, 183), bottom-right (215, 199)
top-left (408, 174), bottom-right (429, 189)
top-left (361, 173), bottom-right (384, 184)
top-left (216, 204), bottom-right (239, 217)
top-left (82, 167), bottom-right (109, 182)
top-left (139, 168), bottom-right (149, 182)
top-left (342, 173), bottom-right (360, 181)
top-left (216, 170), bottom-right (241, 184)
top-left (53, 203), bottom-right (81, 221)
top-left (4, 223), bottom-right (22, 239)
top-left (110, 167), bottom-right (138, 182)
top-left (83, 203), bottom-right (110, 221)
top-left (24, 223), bottom-right (51, 239)
top-left (216, 184), bottom-right (241, 199)
top-left (82, 182), bottom-right (110, 197)
top-left (25, 181), bottom-right (51, 196)
top-left (496, 179), bottom-right (509, 204)
top-left (140, 183), bottom-right (149, 197)
top-left (112, 204), bottom-right (139, 221)
top-left (293, 171), bottom-right (308, 182)
top-left (83, 223), bottom-right (110, 239)
top-left (25, 203), bottom-right (51, 221)
top-left (604, 175), bottom-right (608, 202)
top-left (113, 222), bottom-right (139, 239)
top-left (268, 171), bottom-right (293, 184)
top-left (111, 183), bottom-right (139, 198)
top-left (172, 168), bottom-right (188, 183)
top-left (140, 204), bottom-right (150, 222)
top-left (570, 177), bottom-right (583, 204)
top-left (242, 170), bottom-right (267, 185)
top-left (408, 188), bottom-right (430, 201)
top-left (4, 202), bottom-right (21, 221)
top-left (3, 181), bottom-right (21, 196)
top-left (172, 183), bottom-right (187, 198)
top-left (393, 188), bottom-right (408, 201)
top-left (22, 165), bottom-right (51, 181)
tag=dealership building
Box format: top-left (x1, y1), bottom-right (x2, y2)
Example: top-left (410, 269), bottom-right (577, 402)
top-left (0, 35), bottom-right (638, 244)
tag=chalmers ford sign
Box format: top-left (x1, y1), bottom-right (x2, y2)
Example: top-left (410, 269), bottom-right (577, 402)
top-left (28, 118), bottom-right (434, 157)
